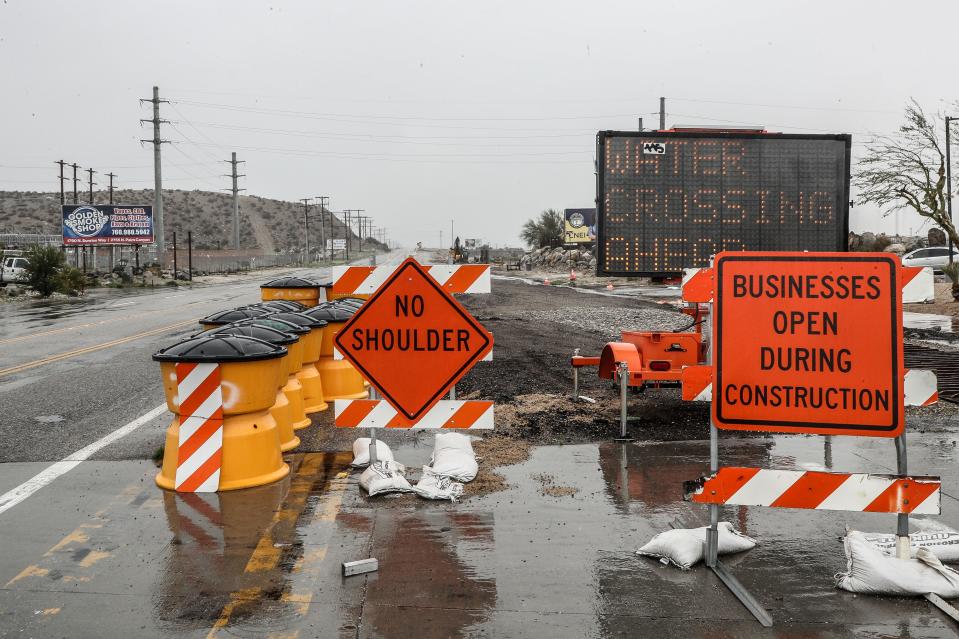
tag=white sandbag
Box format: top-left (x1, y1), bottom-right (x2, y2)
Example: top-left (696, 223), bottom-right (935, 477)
top-left (351, 438), bottom-right (394, 468)
top-left (636, 522), bottom-right (757, 570)
top-left (413, 467), bottom-right (464, 502)
top-left (430, 432), bottom-right (478, 482)
top-left (358, 461), bottom-right (413, 497)
top-left (837, 530), bottom-right (959, 597)
top-left (861, 531), bottom-right (959, 563)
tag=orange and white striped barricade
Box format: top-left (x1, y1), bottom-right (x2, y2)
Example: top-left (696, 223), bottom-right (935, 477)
top-left (332, 263), bottom-right (491, 296)
top-left (331, 258), bottom-right (494, 464)
top-left (675, 252), bottom-right (945, 628)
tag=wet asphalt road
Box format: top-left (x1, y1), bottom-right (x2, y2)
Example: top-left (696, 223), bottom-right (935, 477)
top-left (3, 435), bottom-right (959, 638)
top-left (0, 273), bottom-right (298, 465)
top-left (3, 258), bottom-right (959, 637)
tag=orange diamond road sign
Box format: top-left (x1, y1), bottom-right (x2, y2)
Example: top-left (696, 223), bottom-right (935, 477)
top-left (334, 258), bottom-right (493, 421)
top-left (713, 252), bottom-right (904, 437)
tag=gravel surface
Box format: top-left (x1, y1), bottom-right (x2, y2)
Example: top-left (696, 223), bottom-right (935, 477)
top-left (517, 305), bottom-right (689, 340)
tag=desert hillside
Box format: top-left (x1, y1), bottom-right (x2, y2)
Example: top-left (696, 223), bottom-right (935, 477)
top-left (0, 189), bottom-right (383, 252)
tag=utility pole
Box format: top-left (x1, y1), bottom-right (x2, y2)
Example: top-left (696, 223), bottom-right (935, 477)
top-left (223, 153), bottom-right (245, 250)
top-left (353, 209), bottom-right (365, 253)
top-left (947, 116), bottom-right (957, 263)
top-left (87, 168), bottom-right (96, 205)
top-left (659, 97), bottom-right (666, 130)
top-left (106, 172), bottom-right (116, 205)
top-left (300, 197), bottom-right (312, 262)
top-left (55, 160), bottom-right (67, 206)
top-left (315, 196), bottom-right (329, 260)
top-left (140, 86), bottom-right (169, 264)
top-left (71, 163), bottom-right (80, 204)
top-left (344, 209), bottom-right (352, 260)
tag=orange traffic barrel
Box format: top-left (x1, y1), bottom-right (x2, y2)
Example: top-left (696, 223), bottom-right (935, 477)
top-left (231, 316), bottom-right (312, 430)
top-left (198, 307), bottom-right (272, 330)
top-left (303, 304), bottom-right (369, 400)
top-left (199, 324), bottom-right (302, 452)
top-left (153, 334), bottom-right (290, 492)
top-left (260, 277), bottom-right (321, 308)
top-left (266, 312), bottom-right (329, 414)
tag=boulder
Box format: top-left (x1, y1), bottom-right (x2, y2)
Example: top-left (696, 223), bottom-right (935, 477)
top-left (929, 228), bottom-right (947, 247)
top-left (884, 243), bottom-right (907, 255)
top-left (859, 232), bottom-right (877, 252)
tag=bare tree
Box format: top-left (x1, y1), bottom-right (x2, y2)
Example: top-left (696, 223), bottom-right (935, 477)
top-left (854, 99), bottom-right (959, 246)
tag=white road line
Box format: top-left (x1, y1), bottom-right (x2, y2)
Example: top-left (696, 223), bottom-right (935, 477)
top-left (0, 403), bottom-right (168, 516)
top-left (110, 301), bottom-right (136, 307)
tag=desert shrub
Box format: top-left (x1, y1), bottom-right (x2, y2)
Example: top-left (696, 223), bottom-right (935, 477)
top-left (23, 245), bottom-right (65, 297)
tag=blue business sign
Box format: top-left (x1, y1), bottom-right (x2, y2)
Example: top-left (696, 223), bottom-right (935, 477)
top-left (62, 205), bottom-right (154, 245)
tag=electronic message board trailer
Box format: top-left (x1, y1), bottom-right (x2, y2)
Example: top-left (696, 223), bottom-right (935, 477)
top-left (596, 130), bottom-right (851, 277)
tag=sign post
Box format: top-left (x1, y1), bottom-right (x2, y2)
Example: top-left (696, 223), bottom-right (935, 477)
top-left (680, 252), bottom-right (942, 627)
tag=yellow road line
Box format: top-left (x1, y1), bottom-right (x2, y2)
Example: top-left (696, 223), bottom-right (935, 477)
top-left (207, 455), bottom-right (349, 639)
top-left (0, 319), bottom-right (198, 378)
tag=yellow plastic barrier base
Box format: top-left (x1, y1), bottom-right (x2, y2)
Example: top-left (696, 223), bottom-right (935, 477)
top-left (315, 357), bottom-right (369, 400)
top-left (283, 376), bottom-right (312, 430)
top-left (271, 390), bottom-right (301, 452)
top-left (297, 366), bottom-right (328, 414)
top-left (156, 409), bottom-right (290, 492)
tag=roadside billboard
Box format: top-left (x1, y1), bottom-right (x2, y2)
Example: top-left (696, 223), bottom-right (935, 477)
top-left (595, 131), bottom-right (851, 276)
top-left (61, 205), bottom-right (154, 246)
top-left (326, 239), bottom-right (347, 250)
top-left (564, 208), bottom-right (596, 244)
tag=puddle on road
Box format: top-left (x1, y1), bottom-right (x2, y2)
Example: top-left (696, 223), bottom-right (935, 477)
top-left (39, 439), bottom-right (955, 637)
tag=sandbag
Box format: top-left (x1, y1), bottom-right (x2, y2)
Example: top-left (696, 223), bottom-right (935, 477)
top-left (836, 530), bottom-right (959, 597)
top-left (358, 461), bottom-right (413, 497)
top-left (636, 522), bottom-right (757, 570)
top-left (413, 467), bottom-right (464, 502)
top-left (351, 438), bottom-right (395, 468)
top-left (430, 432), bottom-right (478, 482)
top-left (861, 531), bottom-right (959, 563)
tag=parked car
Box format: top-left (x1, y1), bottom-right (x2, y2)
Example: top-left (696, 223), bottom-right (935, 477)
top-left (900, 246), bottom-right (959, 271)
top-left (0, 254), bottom-right (28, 286)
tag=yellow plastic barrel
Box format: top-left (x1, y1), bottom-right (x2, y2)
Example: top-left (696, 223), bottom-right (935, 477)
top-left (261, 277), bottom-right (321, 308)
top-left (200, 324), bottom-right (302, 452)
top-left (153, 334), bottom-right (290, 492)
top-left (303, 303), bottom-right (369, 400)
top-left (266, 312), bottom-right (329, 414)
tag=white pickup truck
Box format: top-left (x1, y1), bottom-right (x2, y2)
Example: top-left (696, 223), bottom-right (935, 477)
top-left (0, 254), bottom-right (28, 286)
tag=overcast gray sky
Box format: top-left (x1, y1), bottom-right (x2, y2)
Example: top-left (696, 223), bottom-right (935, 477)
top-left (1, 0), bottom-right (956, 247)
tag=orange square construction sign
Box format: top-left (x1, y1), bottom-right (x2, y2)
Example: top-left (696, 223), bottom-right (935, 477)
top-left (713, 252), bottom-right (904, 437)
top-left (334, 258), bottom-right (493, 422)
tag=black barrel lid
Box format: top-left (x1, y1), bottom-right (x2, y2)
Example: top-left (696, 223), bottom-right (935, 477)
top-left (302, 304), bottom-right (354, 322)
top-left (231, 317), bottom-right (310, 336)
top-left (247, 300), bottom-right (308, 312)
top-left (314, 275), bottom-right (333, 287)
top-left (153, 334), bottom-right (286, 363)
top-left (199, 307), bottom-right (272, 326)
top-left (267, 311), bottom-right (329, 329)
top-left (333, 297), bottom-right (365, 308)
top-left (260, 276), bottom-right (319, 289)
top-left (204, 324), bottom-right (299, 346)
